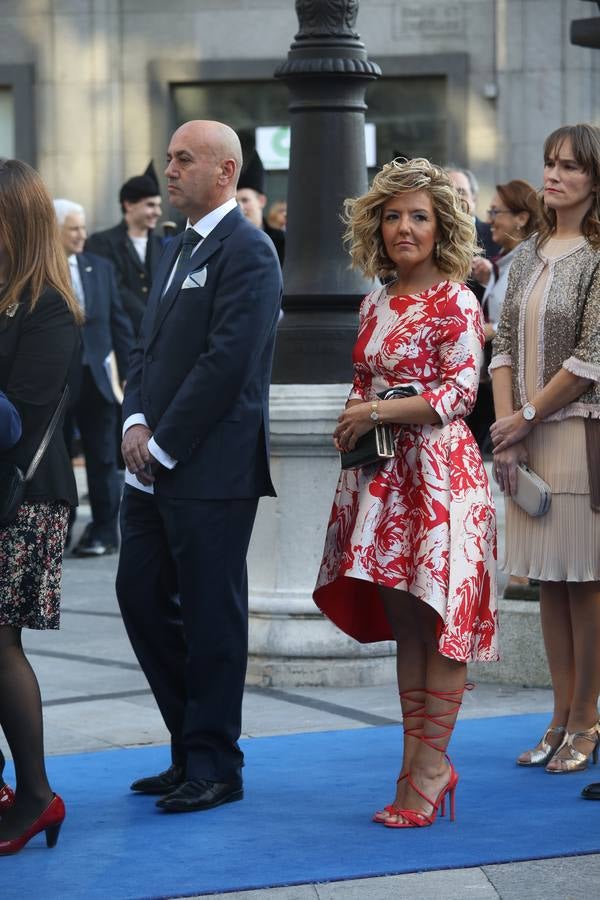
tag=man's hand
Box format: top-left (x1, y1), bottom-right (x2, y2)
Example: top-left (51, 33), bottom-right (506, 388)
top-left (122, 424), bottom-right (153, 477)
top-left (135, 457), bottom-right (160, 486)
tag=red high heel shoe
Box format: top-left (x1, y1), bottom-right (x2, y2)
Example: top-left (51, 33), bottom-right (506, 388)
top-left (384, 760), bottom-right (459, 828)
top-left (373, 688), bottom-right (425, 824)
top-left (0, 794), bottom-right (65, 855)
top-left (0, 783), bottom-right (15, 813)
top-left (383, 685), bottom-right (472, 829)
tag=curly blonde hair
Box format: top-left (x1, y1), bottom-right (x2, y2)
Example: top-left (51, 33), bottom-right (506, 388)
top-left (343, 157), bottom-right (479, 282)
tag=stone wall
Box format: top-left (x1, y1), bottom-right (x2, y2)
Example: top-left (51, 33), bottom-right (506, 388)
top-left (1, 1), bottom-right (598, 228)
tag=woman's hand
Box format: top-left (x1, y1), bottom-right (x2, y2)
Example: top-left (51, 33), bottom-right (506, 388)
top-left (333, 402), bottom-right (374, 452)
top-left (471, 257), bottom-right (493, 286)
top-left (493, 442), bottom-right (528, 496)
top-left (490, 411), bottom-right (533, 452)
top-left (483, 322), bottom-right (497, 343)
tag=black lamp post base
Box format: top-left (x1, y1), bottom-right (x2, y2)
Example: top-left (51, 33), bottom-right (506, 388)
top-left (272, 300), bottom-right (361, 384)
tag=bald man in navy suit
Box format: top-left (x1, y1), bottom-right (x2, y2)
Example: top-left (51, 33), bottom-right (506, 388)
top-left (116, 121), bottom-right (282, 813)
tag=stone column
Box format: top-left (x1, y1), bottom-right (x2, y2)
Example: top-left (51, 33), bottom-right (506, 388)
top-left (247, 385), bottom-right (395, 688)
top-left (245, 3), bottom-right (394, 688)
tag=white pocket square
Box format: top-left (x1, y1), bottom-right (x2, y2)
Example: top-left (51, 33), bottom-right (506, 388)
top-left (182, 267), bottom-right (207, 289)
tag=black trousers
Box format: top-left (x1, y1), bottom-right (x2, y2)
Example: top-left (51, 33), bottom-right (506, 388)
top-left (64, 365), bottom-right (121, 544)
top-left (116, 486), bottom-right (258, 783)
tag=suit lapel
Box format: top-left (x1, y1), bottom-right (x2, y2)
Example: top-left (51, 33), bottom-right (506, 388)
top-left (77, 254), bottom-right (94, 316)
top-left (147, 207), bottom-right (242, 345)
top-left (149, 232), bottom-right (222, 341)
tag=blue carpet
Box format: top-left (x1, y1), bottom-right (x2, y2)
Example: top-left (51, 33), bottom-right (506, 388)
top-left (2, 713), bottom-right (600, 899)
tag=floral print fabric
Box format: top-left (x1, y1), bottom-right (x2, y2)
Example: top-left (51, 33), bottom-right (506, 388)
top-left (0, 501), bottom-right (69, 630)
top-left (313, 281), bottom-right (498, 662)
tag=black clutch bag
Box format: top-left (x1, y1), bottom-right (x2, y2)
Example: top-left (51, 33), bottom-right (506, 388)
top-left (340, 385), bottom-right (418, 470)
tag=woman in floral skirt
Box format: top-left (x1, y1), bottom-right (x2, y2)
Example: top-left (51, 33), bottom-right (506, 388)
top-left (0, 158), bottom-right (82, 854)
top-left (314, 157), bottom-right (497, 829)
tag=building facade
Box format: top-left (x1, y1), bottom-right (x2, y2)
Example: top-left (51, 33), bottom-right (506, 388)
top-left (1, 0), bottom-right (598, 229)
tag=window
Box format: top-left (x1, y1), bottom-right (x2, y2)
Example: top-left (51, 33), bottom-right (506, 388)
top-left (0, 87), bottom-right (15, 158)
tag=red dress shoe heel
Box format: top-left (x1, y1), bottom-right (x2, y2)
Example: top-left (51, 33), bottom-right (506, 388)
top-left (384, 763), bottom-right (459, 829)
top-left (0, 794), bottom-right (65, 855)
top-left (0, 783), bottom-right (15, 813)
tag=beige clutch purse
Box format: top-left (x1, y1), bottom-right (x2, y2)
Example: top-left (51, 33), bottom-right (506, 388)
top-left (513, 464), bottom-right (552, 517)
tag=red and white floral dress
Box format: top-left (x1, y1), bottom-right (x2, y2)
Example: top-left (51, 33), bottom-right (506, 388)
top-left (313, 280), bottom-right (498, 662)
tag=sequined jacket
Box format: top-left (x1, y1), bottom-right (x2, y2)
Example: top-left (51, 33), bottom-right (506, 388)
top-left (490, 236), bottom-right (600, 420)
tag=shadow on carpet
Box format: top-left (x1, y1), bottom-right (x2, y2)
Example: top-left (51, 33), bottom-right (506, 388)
top-left (2, 712), bottom-right (600, 899)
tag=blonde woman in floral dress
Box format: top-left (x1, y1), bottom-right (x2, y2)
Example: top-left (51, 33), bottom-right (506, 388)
top-left (314, 158), bottom-right (498, 829)
top-left (490, 123), bottom-right (600, 779)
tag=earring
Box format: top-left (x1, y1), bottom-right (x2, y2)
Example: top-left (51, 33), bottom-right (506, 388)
top-left (434, 241), bottom-right (441, 261)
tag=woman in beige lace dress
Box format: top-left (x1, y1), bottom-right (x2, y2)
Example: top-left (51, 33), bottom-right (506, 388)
top-left (490, 123), bottom-right (600, 776)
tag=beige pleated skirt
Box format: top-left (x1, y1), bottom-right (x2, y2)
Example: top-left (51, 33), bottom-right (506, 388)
top-left (504, 419), bottom-right (600, 582)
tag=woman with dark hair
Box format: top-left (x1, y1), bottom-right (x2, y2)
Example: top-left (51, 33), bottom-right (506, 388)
top-left (0, 158), bottom-right (82, 853)
top-left (314, 157), bottom-right (497, 829)
top-left (490, 123), bottom-right (600, 773)
top-left (478, 179), bottom-right (540, 338)
top-left (468, 179), bottom-right (540, 457)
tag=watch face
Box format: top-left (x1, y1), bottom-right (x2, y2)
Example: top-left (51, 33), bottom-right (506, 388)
top-left (523, 404), bottom-right (536, 421)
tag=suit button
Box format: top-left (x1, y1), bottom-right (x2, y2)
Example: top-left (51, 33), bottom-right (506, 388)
top-left (146, 353), bottom-right (153, 363)
top-left (142, 286), bottom-right (148, 293)
top-left (140, 273), bottom-right (146, 280)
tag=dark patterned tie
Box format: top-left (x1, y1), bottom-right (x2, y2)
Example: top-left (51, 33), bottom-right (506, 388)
top-left (173, 227), bottom-right (202, 280)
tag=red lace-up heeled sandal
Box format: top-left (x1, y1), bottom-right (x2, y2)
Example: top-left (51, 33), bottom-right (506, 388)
top-left (384, 684), bottom-right (472, 829)
top-left (373, 688), bottom-right (425, 824)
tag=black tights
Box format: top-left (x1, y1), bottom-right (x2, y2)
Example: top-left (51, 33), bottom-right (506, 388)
top-left (0, 625), bottom-right (53, 836)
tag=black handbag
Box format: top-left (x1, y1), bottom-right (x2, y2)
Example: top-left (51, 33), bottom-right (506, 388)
top-left (0, 386), bottom-right (69, 527)
top-left (340, 385), bottom-right (418, 470)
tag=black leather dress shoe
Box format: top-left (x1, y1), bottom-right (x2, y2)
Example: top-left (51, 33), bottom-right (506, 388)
top-left (130, 764), bottom-right (185, 795)
top-left (581, 782), bottom-right (600, 800)
top-left (156, 778), bottom-right (243, 812)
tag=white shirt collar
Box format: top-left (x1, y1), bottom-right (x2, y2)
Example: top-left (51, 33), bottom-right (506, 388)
top-left (187, 197), bottom-right (237, 240)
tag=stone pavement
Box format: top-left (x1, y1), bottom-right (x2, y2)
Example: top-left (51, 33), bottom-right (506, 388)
top-left (9, 477), bottom-right (600, 899)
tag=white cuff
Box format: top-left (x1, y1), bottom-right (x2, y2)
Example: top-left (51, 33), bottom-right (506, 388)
top-left (123, 413), bottom-right (148, 437)
top-left (148, 436), bottom-right (177, 470)
top-left (563, 356), bottom-right (600, 383)
top-left (488, 354), bottom-right (512, 373)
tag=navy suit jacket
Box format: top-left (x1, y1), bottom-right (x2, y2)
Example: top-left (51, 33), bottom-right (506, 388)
top-left (123, 205), bottom-right (282, 500)
top-left (76, 252), bottom-right (134, 402)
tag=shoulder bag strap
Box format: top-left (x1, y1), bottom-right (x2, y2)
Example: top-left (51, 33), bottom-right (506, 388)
top-left (24, 385), bottom-right (70, 482)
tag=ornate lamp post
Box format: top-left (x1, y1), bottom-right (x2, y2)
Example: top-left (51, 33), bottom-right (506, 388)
top-left (272, 0), bottom-right (380, 383)
top-left (246, 2), bottom-right (395, 688)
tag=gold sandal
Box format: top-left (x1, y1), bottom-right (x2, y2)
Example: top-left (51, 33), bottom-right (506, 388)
top-left (545, 722), bottom-right (600, 773)
top-left (516, 725), bottom-right (566, 767)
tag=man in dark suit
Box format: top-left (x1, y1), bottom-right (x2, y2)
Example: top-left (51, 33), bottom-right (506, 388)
top-left (236, 150), bottom-right (285, 267)
top-left (54, 199), bottom-right (134, 555)
top-left (85, 163), bottom-right (163, 336)
top-left (446, 167), bottom-right (501, 300)
top-left (116, 120), bottom-right (282, 813)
